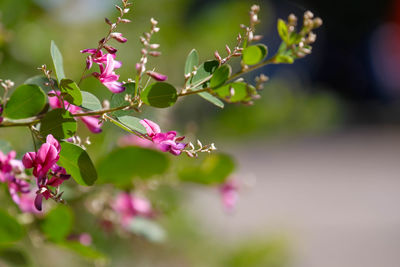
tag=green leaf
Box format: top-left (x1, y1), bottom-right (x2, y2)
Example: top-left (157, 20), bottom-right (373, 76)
top-left (141, 82), bottom-right (177, 108)
top-left (198, 92), bottom-right (224, 108)
top-left (0, 209), bottom-right (24, 244)
top-left (242, 44), bottom-right (268, 65)
top-left (117, 116), bottom-right (147, 134)
top-left (277, 19), bottom-right (289, 43)
top-left (24, 75), bottom-right (58, 93)
top-left (275, 54), bottom-right (294, 64)
top-left (61, 242), bottom-right (107, 260)
top-left (97, 147), bottom-right (169, 186)
top-left (214, 82), bottom-right (257, 103)
top-left (3, 84), bottom-right (46, 119)
top-left (40, 109), bottom-right (77, 140)
top-left (0, 140), bottom-right (12, 153)
top-left (50, 40), bottom-right (66, 81)
top-left (179, 153), bottom-right (235, 184)
top-left (80, 91), bottom-right (102, 111)
top-left (110, 82), bottom-right (135, 117)
top-left (184, 49), bottom-right (199, 75)
top-left (59, 79), bottom-right (82, 106)
top-left (191, 60), bottom-right (219, 86)
top-left (41, 205), bottom-right (73, 242)
top-left (58, 142), bottom-right (98, 186)
top-left (129, 217), bottom-right (166, 243)
top-left (0, 248), bottom-right (29, 266)
top-left (210, 64), bottom-right (232, 89)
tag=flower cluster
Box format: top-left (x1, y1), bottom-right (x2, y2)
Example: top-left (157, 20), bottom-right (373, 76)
top-left (112, 192), bottom-right (154, 228)
top-left (22, 135), bottom-right (70, 211)
top-left (140, 119), bottom-right (187, 156)
top-left (48, 91), bottom-right (102, 133)
top-left (0, 150), bottom-right (37, 213)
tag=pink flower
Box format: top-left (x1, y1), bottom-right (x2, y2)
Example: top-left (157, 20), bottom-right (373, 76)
top-left (112, 192), bottom-right (153, 227)
top-left (48, 91), bottom-right (103, 134)
top-left (80, 49), bottom-right (122, 70)
top-left (118, 135), bottom-right (155, 148)
top-left (93, 54), bottom-right (125, 93)
top-left (219, 179), bottom-right (239, 212)
top-left (0, 150), bottom-right (16, 181)
top-left (22, 135), bottom-right (70, 211)
top-left (146, 71), bottom-right (168, 81)
top-left (139, 119), bottom-right (186, 156)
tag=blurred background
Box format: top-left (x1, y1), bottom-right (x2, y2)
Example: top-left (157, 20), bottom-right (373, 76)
top-left (1, 0), bottom-right (400, 266)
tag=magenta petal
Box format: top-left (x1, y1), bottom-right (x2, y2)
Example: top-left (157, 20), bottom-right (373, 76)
top-left (22, 152), bottom-right (36, 169)
top-left (79, 116), bottom-right (102, 133)
top-left (140, 119), bottom-right (161, 136)
top-left (34, 194), bottom-right (43, 211)
top-left (46, 134), bottom-right (61, 152)
top-left (146, 71), bottom-right (168, 81)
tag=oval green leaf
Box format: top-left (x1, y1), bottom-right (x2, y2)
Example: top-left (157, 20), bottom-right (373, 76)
top-left (198, 92), bottom-right (224, 108)
top-left (40, 109), bottom-right (77, 140)
top-left (242, 44), bottom-right (268, 65)
top-left (51, 40), bottom-right (66, 81)
top-left (41, 205), bottom-right (73, 242)
top-left (275, 54), bottom-right (294, 64)
top-left (3, 84), bottom-right (46, 119)
top-left (184, 49), bottom-right (199, 75)
top-left (58, 142), bottom-right (98, 186)
top-left (59, 79), bottom-right (82, 106)
top-left (117, 115), bottom-right (147, 134)
top-left (179, 153), bottom-right (235, 184)
top-left (210, 64), bottom-right (232, 89)
top-left (214, 82), bottom-right (257, 103)
top-left (277, 19), bottom-right (289, 43)
top-left (141, 82), bottom-right (177, 108)
top-left (191, 60), bottom-right (219, 86)
top-left (111, 82), bottom-right (135, 116)
top-left (0, 209), bottom-right (24, 245)
top-left (24, 75), bottom-right (58, 93)
top-left (80, 91), bottom-right (102, 111)
top-left (97, 147), bottom-right (169, 186)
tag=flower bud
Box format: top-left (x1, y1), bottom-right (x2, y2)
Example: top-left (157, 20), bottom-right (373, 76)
top-left (120, 19), bottom-right (131, 23)
top-left (150, 18), bottom-right (158, 25)
top-left (111, 32), bottom-right (128, 43)
top-left (105, 17), bottom-right (112, 25)
top-left (149, 51), bottom-right (161, 57)
top-left (104, 45), bottom-right (117, 54)
top-left (214, 50), bottom-right (222, 61)
top-left (149, 43), bottom-right (160, 49)
top-left (146, 71), bottom-right (167, 81)
top-left (225, 45), bottom-right (231, 55)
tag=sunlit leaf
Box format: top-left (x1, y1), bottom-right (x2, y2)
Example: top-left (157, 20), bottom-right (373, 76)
top-left (117, 115), bottom-right (147, 134)
top-left (191, 60), bottom-right (219, 87)
top-left (58, 142), bottom-right (97, 186)
top-left (40, 109), bottom-right (77, 140)
top-left (3, 84), bottom-right (46, 119)
top-left (80, 91), bottom-right (102, 111)
top-left (214, 82), bottom-right (256, 102)
top-left (275, 54), bottom-right (294, 64)
top-left (242, 44), bottom-right (268, 65)
top-left (210, 64), bottom-right (231, 89)
top-left (184, 49), bottom-right (199, 76)
top-left (277, 19), bottom-right (289, 43)
top-left (59, 79), bottom-right (82, 106)
top-left (50, 40), bottom-right (66, 81)
top-left (198, 92), bottom-right (224, 108)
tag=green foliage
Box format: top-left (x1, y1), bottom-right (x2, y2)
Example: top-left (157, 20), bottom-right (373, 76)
top-left (59, 79), bottom-right (82, 106)
top-left (40, 108), bottom-right (77, 140)
top-left (117, 115), bottom-right (147, 134)
top-left (58, 142), bottom-right (98, 186)
top-left (97, 147), bottom-right (169, 186)
top-left (214, 82), bottom-right (256, 103)
top-left (277, 19), bottom-right (289, 44)
top-left (24, 75), bottom-right (58, 93)
top-left (0, 140), bottom-right (12, 153)
top-left (191, 60), bottom-right (219, 87)
top-left (50, 40), bottom-right (66, 81)
top-left (178, 153), bottom-right (235, 184)
top-left (141, 82), bottom-right (178, 108)
top-left (80, 91), bottom-right (102, 111)
top-left (41, 205), bottom-right (73, 242)
top-left (3, 84), bottom-right (46, 119)
top-left (275, 54), bottom-right (294, 64)
top-left (242, 44), bottom-right (268, 65)
top-left (198, 92), bottom-right (224, 108)
top-left (210, 64), bottom-right (232, 89)
top-left (110, 82), bottom-right (135, 116)
top-left (0, 248), bottom-right (29, 266)
top-left (0, 209), bottom-right (24, 245)
top-left (184, 49), bottom-right (199, 75)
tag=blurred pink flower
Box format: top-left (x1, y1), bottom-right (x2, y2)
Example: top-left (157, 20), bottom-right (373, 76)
top-left (118, 134), bottom-right (155, 148)
top-left (219, 179), bottom-right (239, 212)
top-left (140, 119), bottom-right (186, 155)
top-left (112, 192), bottom-right (153, 227)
